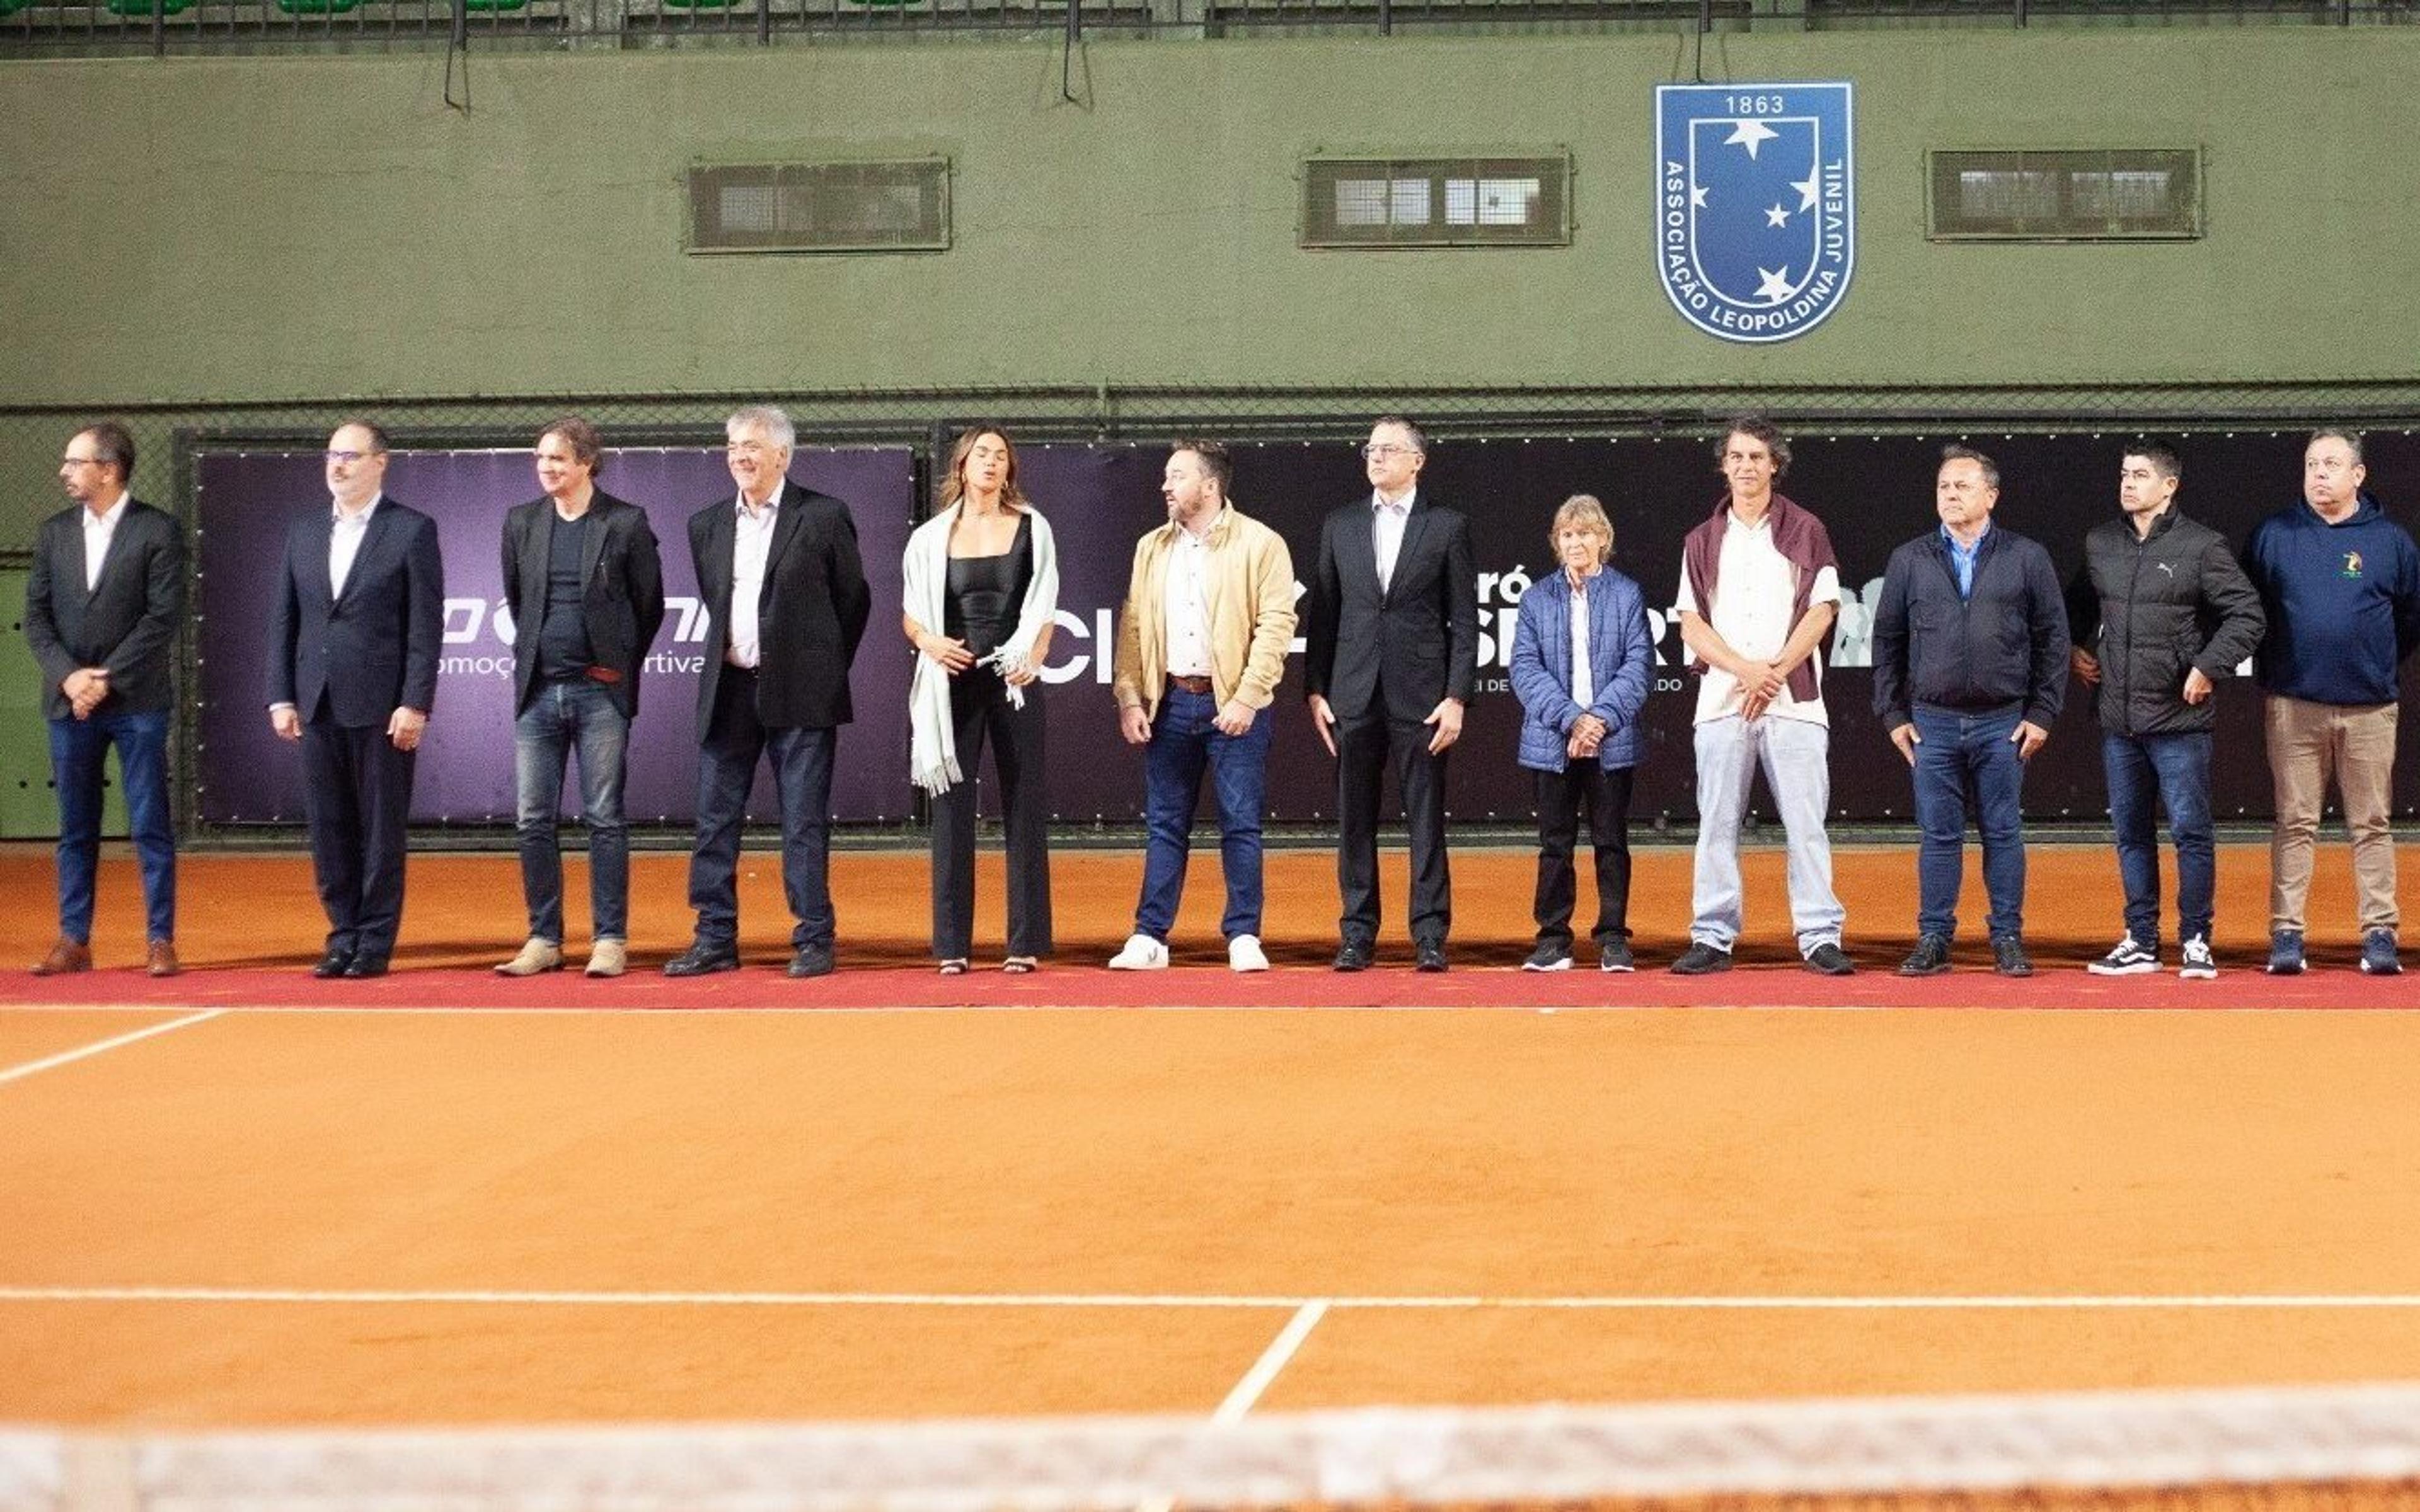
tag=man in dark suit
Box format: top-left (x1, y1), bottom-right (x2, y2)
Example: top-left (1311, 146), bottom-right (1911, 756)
top-left (266, 420), bottom-right (445, 979)
top-left (25, 420), bottom-right (188, 977)
top-left (664, 405), bottom-right (872, 980)
top-left (495, 416), bottom-right (665, 981)
top-left (1303, 415), bottom-right (1479, 972)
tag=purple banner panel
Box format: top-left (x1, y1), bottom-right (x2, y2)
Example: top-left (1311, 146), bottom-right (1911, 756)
top-left (195, 447), bottom-right (916, 827)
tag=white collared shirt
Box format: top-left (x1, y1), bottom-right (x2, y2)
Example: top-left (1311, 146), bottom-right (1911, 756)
top-left (1163, 522), bottom-right (1214, 677)
top-left (330, 493), bottom-right (383, 598)
top-left (1371, 486), bottom-right (1414, 592)
top-left (1569, 571), bottom-right (1594, 707)
top-left (83, 491), bottom-right (131, 592)
top-left (727, 487), bottom-right (781, 668)
top-left (1673, 508), bottom-right (1841, 728)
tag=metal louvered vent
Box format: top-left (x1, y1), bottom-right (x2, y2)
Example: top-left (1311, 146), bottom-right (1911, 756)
top-left (1928, 149), bottom-right (2200, 241)
top-left (1301, 155), bottom-right (1571, 248)
top-left (686, 159), bottom-right (951, 255)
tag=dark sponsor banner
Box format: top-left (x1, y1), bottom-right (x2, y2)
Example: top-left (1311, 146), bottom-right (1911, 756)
top-left (195, 447), bottom-right (916, 826)
top-left (195, 430), bottom-right (2420, 830)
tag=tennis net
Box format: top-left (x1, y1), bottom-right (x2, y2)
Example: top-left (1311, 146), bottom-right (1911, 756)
top-left (9, 1382), bottom-right (2420, 1511)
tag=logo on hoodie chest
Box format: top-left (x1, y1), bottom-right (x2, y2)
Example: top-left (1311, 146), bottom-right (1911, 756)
top-left (2342, 550), bottom-right (2365, 580)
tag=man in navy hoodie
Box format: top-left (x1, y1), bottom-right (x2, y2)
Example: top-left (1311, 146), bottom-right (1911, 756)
top-left (2242, 428), bottom-right (2420, 976)
top-left (1872, 445), bottom-right (2068, 978)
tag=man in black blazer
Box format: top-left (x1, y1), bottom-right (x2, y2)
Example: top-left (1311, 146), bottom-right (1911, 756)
top-left (25, 421), bottom-right (188, 977)
top-left (664, 405), bottom-right (872, 980)
top-left (495, 416), bottom-right (666, 981)
top-left (1303, 416), bottom-right (1480, 971)
top-left (266, 420), bottom-right (445, 979)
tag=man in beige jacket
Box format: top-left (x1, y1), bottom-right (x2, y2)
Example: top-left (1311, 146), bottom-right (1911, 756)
top-left (1108, 439), bottom-right (1299, 972)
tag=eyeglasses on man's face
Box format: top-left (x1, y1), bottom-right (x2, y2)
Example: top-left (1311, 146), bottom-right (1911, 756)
top-left (325, 450), bottom-right (380, 465)
top-left (1361, 443), bottom-right (1417, 461)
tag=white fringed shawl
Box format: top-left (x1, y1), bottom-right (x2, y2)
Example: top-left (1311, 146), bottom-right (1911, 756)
top-left (903, 503), bottom-right (1060, 796)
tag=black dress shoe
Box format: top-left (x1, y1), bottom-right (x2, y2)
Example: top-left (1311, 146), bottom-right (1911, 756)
top-left (663, 941), bottom-right (741, 978)
top-left (1333, 940), bottom-right (1373, 972)
top-left (1415, 939), bottom-right (1449, 973)
top-left (311, 950), bottom-right (354, 979)
top-left (342, 954), bottom-right (390, 978)
top-left (787, 945), bottom-right (834, 979)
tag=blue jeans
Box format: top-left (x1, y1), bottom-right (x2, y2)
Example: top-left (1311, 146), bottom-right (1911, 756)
top-left (2104, 730), bottom-right (2214, 945)
top-left (688, 670), bottom-right (838, 953)
top-left (514, 679), bottom-right (633, 944)
top-left (1136, 685), bottom-right (1270, 941)
top-left (1910, 704), bottom-right (2028, 941)
top-left (49, 707), bottom-right (175, 944)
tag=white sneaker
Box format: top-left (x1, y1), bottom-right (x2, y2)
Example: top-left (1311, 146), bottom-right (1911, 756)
top-left (1228, 934), bottom-right (1269, 973)
top-left (1107, 934), bottom-right (1169, 970)
top-left (2178, 936), bottom-right (2216, 980)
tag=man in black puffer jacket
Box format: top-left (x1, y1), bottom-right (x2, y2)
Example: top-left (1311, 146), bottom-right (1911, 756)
top-left (2065, 442), bottom-right (2265, 981)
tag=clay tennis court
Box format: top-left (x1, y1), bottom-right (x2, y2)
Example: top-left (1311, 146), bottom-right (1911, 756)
top-left (4, 840), bottom-right (2419, 1438)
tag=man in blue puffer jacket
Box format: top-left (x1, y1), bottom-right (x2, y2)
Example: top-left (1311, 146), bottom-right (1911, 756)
top-left (1509, 494), bottom-right (1652, 972)
top-left (2242, 428), bottom-right (2420, 976)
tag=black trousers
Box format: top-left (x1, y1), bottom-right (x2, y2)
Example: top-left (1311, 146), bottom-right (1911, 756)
top-left (930, 669), bottom-right (1052, 960)
top-left (1334, 706), bottom-right (1451, 948)
top-left (1532, 763), bottom-right (1635, 949)
top-left (301, 711), bottom-right (418, 959)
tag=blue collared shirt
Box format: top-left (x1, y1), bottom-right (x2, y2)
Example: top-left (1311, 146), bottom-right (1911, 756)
top-left (1941, 522), bottom-right (1990, 600)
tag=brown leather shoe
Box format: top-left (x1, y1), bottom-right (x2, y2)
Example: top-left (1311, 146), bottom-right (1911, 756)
top-left (32, 939), bottom-right (91, 976)
top-left (146, 939), bottom-right (181, 978)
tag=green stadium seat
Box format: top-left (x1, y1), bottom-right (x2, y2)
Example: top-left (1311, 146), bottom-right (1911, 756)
top-left (461, 0), bottom-right (531, 11)
top-left (101, 0), bottom-right (197, 16)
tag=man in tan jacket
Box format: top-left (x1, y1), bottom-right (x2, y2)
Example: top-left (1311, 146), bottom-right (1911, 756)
top-left (1108, 439), bottom-right (1298, 972)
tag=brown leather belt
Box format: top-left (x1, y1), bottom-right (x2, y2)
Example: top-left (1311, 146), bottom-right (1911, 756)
top-left (1167, 674), bottom-right (1214, 694)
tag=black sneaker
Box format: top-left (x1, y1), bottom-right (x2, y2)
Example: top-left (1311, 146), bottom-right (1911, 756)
top-left (1599, 939), bottom-right (1635, 973)
top-left (1669, 941), bottom-right (1732, 975)
top-left (2179, 936), bottom-right (2217, 980)
top-left (1803, 942), bottom-right (1855, 976)
top-left (1991, 935), bottom-right (2034, 978)
top-left (1523, 941), bottom-right (1572, 973)
top-left (2087, 935), bottom-right (2159, 976)
top-left (1898, 934), bottom-right (1952, 976)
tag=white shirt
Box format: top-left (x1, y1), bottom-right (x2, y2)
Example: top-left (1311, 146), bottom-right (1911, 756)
top-left (1568, 572), bottom-right (1595, 707)
top-left (1674, 509), bottom-right (1841, 728)
top-left (83, 491), bottom-right (131, 593)
top-left (1163, 524), bottom-right (1214, 677)
top-left (1371, 488), bottom-right (1414, 593)
top-left (330, 493), bottom-right (383, 598)
top-left (727, 489), bottom-right (781, 669)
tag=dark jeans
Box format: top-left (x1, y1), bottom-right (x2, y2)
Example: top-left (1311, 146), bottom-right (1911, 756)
top-left (49, 707), bottom-right (175, 944)
top-left (1335, 706), bottom-right (1451, 948)
top-left (688, 669), bottom-right (838, 953)
top-left (1532, 762), bottom-right (1634, 951)
top-left (2104, 730), bottom-right (2215, 944)
top-left (302, 715), bottom-right (418, 958)
top-left (514, 678), bottom-right (633, 945)
top-left (931, 669), bottom-right (1052, 960)
top-left (1910, 703), bottom-right (2027, 941)
top-left (1136, 685), bottom-right (1270, 941)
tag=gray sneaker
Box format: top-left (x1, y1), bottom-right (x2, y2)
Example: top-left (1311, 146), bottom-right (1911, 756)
top-left (1599, 939), bottom-right (1635, 973)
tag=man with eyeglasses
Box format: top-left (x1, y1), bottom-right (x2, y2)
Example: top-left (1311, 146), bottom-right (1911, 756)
top-left (25, 420), bottom-right (188, 977)
top-left (1305, 415), bottom-right (1478, 972)
top-left (267, 420), bottom-right (445, 979)
top-left (664, 405), bottom-right (871, 980)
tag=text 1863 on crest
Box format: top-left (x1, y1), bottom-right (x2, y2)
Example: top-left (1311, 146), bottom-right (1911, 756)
top-left (1654, 82), bottom-right (1855, 345)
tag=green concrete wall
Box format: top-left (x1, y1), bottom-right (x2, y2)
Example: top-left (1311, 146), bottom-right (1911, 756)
top-left (0, 27), bottom-right (2407, 537)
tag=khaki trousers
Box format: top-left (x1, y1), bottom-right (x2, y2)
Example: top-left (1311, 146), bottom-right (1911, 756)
top-left (2265, 693), bottom-right (2400, 933)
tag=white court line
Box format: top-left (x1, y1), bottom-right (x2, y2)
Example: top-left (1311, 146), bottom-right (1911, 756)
top-left (1, 1000), bottom-right (2409, 1018)
top-left (9, 1285), bottom-right (2420, 1311)
top-left (1213, 1300), bottom-right (1329, 1423)
top-left (0, 1009), bottom-right (223, 1087)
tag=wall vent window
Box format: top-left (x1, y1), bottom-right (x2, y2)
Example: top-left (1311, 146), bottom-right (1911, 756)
top-left (1928, 149), bottom-right (2199, 240)
top-left (687, 159), bottom-right (950, 254)
top-left (1302, 156), bottom-right (1570, 248)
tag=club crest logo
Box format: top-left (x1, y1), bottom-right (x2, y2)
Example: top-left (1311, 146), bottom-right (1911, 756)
top-left (2343, 550), bottom-right (2365, 579)
top-left (1655, 82), bottom-right (1855, 344)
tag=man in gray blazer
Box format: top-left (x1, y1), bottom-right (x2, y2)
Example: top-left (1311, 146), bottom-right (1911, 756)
top-left (25, 420), bottom-right (188, 976)
top-left (495, 417), bottom-right (665, 980)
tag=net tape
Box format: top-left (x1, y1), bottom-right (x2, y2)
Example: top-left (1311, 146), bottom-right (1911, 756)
top-left (9, 1382), bottom-right (2420, 1512)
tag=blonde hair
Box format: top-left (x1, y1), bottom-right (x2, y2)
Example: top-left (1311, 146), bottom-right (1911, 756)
top-left (1550, 494), bottom-right (1615, 564)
